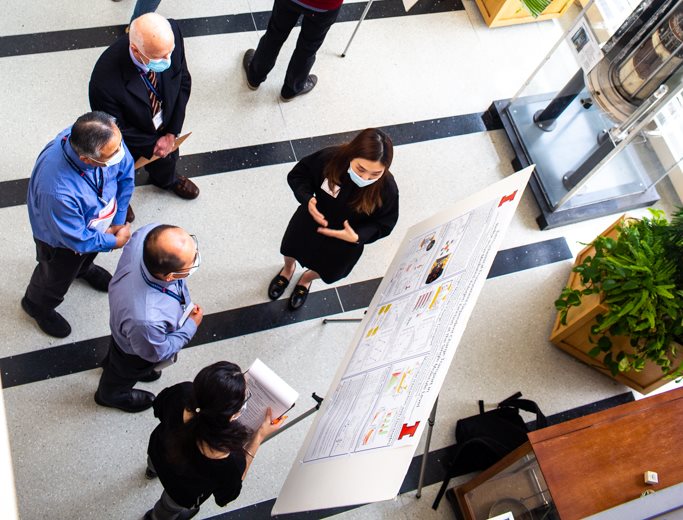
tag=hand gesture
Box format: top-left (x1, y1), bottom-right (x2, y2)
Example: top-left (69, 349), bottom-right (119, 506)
top-left (308, 197), bottom-right (328, 227)
top-left (317, 220), bottom-right (359, 243)
top-left (257, 407), bottom-right (284, 440)
top-left (113, 223), bottom-right (131, 249)
top-left (153, 134), bottom-right (176, 158)
top-left (189, 304), bottom-right (203, 327)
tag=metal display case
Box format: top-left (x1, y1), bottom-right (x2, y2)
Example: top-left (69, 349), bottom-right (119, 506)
top-left (491, 0), bottom-right (683, 229)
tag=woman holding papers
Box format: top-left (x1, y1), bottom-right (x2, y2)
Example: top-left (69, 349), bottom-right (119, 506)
top-left (144, 361), bottom-right (281, 520)
top-left (269, 128), bottom-right (399, 310)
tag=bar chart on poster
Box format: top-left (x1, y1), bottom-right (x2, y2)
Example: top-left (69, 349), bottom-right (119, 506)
top-left (273, 166), bottom-right (533, 516)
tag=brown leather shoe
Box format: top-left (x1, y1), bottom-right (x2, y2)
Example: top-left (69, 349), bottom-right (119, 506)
top-left (171, 176), bottom-right (200, 199)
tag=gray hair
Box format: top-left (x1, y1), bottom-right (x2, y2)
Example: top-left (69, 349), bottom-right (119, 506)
top-left (69, 111), bottom-right (117, 160)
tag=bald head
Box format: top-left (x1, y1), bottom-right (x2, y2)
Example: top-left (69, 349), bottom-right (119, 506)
top-left (129, 13), bottom-right (174, 59)
top-left (143, 225), bottom-right (197, 280)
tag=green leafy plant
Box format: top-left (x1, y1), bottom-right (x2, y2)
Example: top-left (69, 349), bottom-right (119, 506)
top-left (520, 0), bottom-right (552, 17)
top-left (555, 209), bottom-right (683, 378)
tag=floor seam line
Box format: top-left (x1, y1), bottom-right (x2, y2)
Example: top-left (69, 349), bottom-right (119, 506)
top-left (334, 287), bottom-right (345, 313)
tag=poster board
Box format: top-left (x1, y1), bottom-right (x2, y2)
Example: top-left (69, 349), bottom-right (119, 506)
top-left (272, 167), bottom-right (533, 515)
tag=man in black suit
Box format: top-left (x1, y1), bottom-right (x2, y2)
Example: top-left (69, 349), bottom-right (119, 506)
top-left (89, 13), bottom-right (199, 200)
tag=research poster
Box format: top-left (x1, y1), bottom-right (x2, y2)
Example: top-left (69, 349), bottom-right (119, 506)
top-left (273, 167), bottom-right (533, 515)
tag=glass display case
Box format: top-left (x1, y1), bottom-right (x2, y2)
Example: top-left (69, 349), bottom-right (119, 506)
top-left (491, 0), bottom-right (683, 229)
top-left (451, 445), bottom-right (559, 520)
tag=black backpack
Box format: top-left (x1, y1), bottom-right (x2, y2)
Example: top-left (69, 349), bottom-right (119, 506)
top-left (432, 392), bottom-right (547, 509)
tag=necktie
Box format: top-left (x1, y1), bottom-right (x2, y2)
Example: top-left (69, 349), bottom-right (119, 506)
top-left (147, 71), bottom-right (162, 117)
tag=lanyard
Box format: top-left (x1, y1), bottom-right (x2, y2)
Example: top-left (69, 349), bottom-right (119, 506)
top-left (137, 68), bottom-right (163, 102)
top-left (60, 136), bottom-right (104, 199)
top-left (140, 266), bottom-right (186, 305)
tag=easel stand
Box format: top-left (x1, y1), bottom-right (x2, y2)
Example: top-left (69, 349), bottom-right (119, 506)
top-left (340, 0), bottom-right (376, 57)
top-left (323, 317), bottom-right (362, 324)
top-left (416, 396), bottom-right (438, 499)
top-left (322, 310), bottom-right (366, 324)
top-left (265, 393), bottom-right (324, 442)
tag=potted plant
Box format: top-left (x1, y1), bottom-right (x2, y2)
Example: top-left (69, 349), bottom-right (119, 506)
top-left (551, 209), bottom-right (683, 394)
top-left (474, 0), bottom-right (572, 27)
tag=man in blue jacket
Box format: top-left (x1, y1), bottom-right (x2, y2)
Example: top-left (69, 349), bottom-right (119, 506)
top-left (23, 111), bottom-right (134, 338)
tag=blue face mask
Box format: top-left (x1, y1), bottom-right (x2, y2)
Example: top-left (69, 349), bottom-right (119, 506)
top-left (348, 166), bottom-right (380, 188)
top-left (147, 57), bottom-right (171, 73)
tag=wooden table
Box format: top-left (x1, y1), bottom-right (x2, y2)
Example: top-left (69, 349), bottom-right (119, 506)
top-left (528, 386), bottom-right (683, 519)
top-left (454, 387), bottom-right (683, 519)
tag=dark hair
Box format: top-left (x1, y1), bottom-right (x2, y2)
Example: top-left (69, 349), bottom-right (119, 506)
top-left (188, 361), bottom-right (251, 452)
top-left (167, 362), bottom-right (251, 468)
top-left (324, 128), bottom-right (394, 215)
top-left (69, 111), bottom-right (117, 159)
top-left (143, 225), bottom-right (185, 275)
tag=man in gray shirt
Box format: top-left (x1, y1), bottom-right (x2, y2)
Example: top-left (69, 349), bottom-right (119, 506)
top-left (95, 223), bottom-right (203, 412)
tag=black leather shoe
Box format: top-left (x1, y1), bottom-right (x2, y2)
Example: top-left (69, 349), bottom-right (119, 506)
top-left (243, 49), bottom-right (259, 90)
top-left (139, 370), bottom-right (162, 383)
top-left (94, 389), bottom-right (155, 413)
top-left (289, 284), bottom-right (311, 310)
top-left (280, 75), bottom-right (318, 102)
top-left (21, 297), bottom-right (71, 338)
top-left (268, 272), bottom-right (290, 300)
top-left (145, 467), bottom-right (158, 480)
top-left (126, 204), bottom-right (135, 223)
top-left (80, 265), bottom-right (112, 292)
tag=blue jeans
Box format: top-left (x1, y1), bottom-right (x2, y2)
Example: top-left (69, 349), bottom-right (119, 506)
top-left (131, 0), bottom-right (162, 21)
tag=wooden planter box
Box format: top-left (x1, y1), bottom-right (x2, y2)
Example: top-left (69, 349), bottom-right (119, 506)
top-left (474, 0), bottom-right (573, 27)
top-left (550, 216), bottom-right (683, 394)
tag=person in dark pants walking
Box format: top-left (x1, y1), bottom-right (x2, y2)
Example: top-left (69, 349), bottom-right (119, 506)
top-left (23, 111), bottom-right (134, 338)
top-left (243, 0), bottom-right (343, 101)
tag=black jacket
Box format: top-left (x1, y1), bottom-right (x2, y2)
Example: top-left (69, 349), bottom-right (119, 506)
top-left (88, 19), bottom-right (191, 157)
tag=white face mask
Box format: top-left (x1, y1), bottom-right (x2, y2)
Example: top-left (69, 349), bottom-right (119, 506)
top-left (93, 146), bottom-right (125, 167)
top-left (348, 165), bottom-right (380, 188)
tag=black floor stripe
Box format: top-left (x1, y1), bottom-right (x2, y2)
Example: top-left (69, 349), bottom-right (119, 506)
top-left (0, 112), bottom-right (502, 210)
top-left (0, 238), bottom-right (570, 389)
top-left (207, 391), bottom-right (635, 519)
top-left (0, 0), bottom-right (462, 58)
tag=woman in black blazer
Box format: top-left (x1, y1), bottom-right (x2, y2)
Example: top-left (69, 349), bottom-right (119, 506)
top-left (269, 128), bottom-right (399, 310)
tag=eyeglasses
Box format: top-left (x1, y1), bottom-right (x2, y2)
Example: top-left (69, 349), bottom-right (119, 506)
top-left (232, 389), bottom-right (252, 420)
top-left (169, 235), bottom-right (201, 278)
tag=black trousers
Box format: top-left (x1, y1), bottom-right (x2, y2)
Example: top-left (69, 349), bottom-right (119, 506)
top-left (248, 0), bottom-right (340, 97)
top-left (129, 145), bottom-right (179, 189)
top-left (24, 238), bottom-right (98, 315)
top-left (97, 338), bottom-right (156, 402)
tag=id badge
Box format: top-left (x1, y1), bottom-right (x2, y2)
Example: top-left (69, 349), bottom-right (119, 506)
top-left (321, 178), bottom-right (340, 198)
top-left (87, 197), bottom-right (117, 233)
top-left (153, 109), bottom-right (164, 130)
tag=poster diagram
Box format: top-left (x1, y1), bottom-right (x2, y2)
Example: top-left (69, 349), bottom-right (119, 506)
top-left (303, 199), bottom-right (502, 463)
top-left (273, 168), bottom-right (533, 516)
